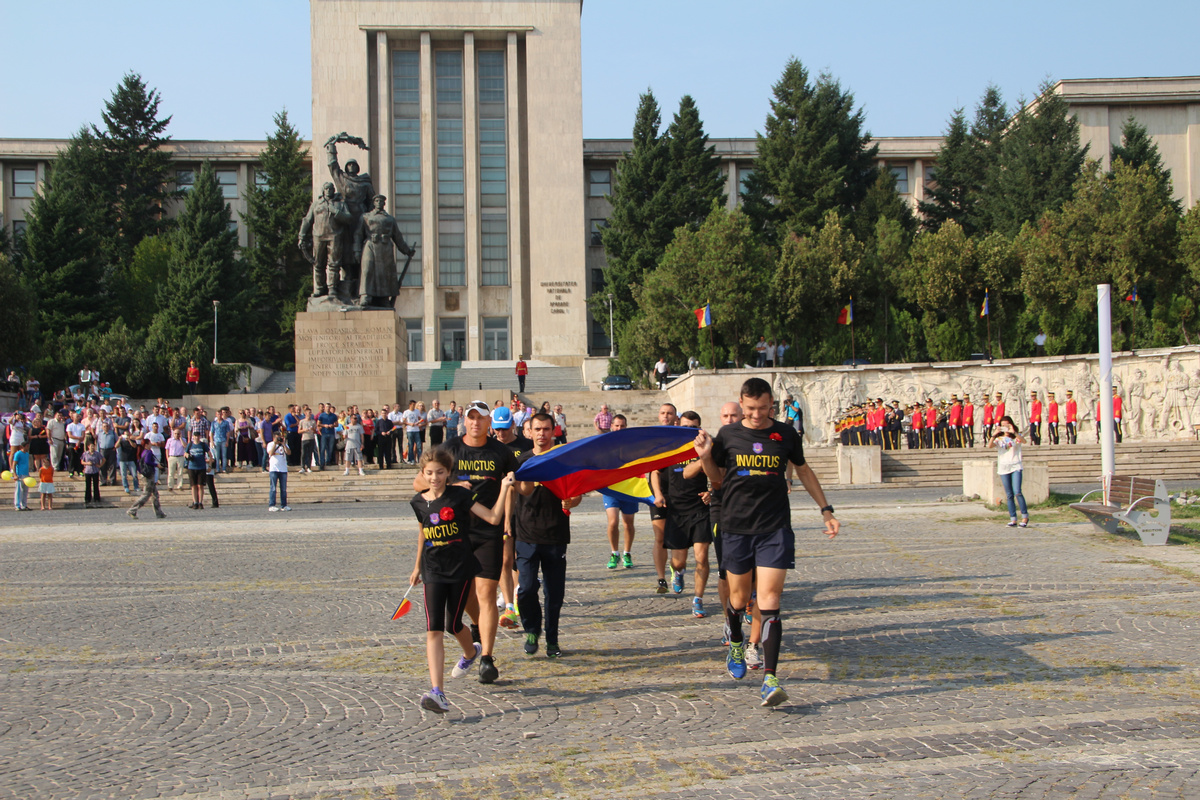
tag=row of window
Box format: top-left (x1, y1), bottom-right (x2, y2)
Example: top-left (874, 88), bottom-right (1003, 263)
top-left (403, 316), bottom-right (510, 362)
top-left (5, 167), bottom-right (251, 200)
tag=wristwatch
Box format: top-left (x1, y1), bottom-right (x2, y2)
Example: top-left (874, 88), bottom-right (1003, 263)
top-left (820, 505), bottom-right (835, 515)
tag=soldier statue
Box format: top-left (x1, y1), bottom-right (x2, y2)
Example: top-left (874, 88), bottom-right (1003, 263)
top-left (298, 182), bottom-right (352, 300)
top-left (354, 195), bottom-right (416, 308)
top-left (326, 133), bottom-right (375, 301)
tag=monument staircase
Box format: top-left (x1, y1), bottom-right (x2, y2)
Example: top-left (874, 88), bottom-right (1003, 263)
top-left (408, 362), bottom-right (585, 393)
top-left (256, 371), bottom-right (296, 394)
top-left (19, 439), bottom-right (1200, 511)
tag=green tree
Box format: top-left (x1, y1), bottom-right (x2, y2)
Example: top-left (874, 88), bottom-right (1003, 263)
top-left (986, 82), bottom-right (1088, 235)
top-left (622, 202), bottom-right (772, 374)
top-left (923, 86), bottom-right (1009, 236)
top-left (108, 235), bottom-right (172, 329)
top-left (741, 58), bottom-right (879, 245)
top-left (0, 252), bottom-right (36, 370)
top-left (243, 109), bottom-right (314, 367)
top-left (900, 221), bottom-right (979, 361)
top-left (593, 90), bottom-right (673, 339)
top-left (663, 95), bottom-right (726, 229)
top-left (1111, 116), bottom-right (1179, 212)
top-left (918, 109), bottom-right (971, 231)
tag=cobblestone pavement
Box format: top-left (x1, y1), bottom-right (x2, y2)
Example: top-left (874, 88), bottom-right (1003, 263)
top-left (2, 500), bottom-right (1199, 799)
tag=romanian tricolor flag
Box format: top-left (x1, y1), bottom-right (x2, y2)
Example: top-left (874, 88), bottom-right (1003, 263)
top-left (836, 300), bottom-right (853, 326)
top-left (597, 476), bottom-right (654, 505)
top-left (694, 303), bottom-right (712, 329)
top-left (980, 290), bottom-right (989, 318)
top-left (514, 426), bottom-right (697, 500)
top-left (1126, 285), bottom-right (1138, 303)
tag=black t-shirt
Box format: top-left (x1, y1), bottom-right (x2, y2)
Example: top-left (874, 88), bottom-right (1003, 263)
top-left (513, 450), bottom-right (570, 546)
top-left (666, 455), bottom-right (708, 519)
top-left (710, 419), bottom-right (805, 536)
top-left (410, 486), bottom-right (481, 583)
top-left (375, 417), bottom-right (392, 435)
top-left (441, 437), bottom-right (518, 540)
top-left (496, 433), bottom-right (534, 461)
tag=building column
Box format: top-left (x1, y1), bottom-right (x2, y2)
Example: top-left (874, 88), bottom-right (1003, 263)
top-left (913, 158), bottom-right (925, 206)
top-left (463, 32), bottom-right (480, 361)
top-left (420, 31), bottom-right (437, 361)
top-left (376, 31), bottom-right (392, 222)
top-left (506, 31), bottom-right (525, 361)
top-left (237, 162), bottom-right (250, 248)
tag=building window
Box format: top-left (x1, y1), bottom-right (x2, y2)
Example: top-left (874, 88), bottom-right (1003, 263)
top-left (592, 317), bottom-right (611, 353)
top-left (12, 168), bottom-right (36, 198)
top-left (478, 50), bottom-right (508, 286)
top-left (254, 170), bottom-right (270, 189)
top-left (440, 317), bottom-right (466, 361)
top-left (12, 220), bottom-right (27, 238)
top-left (227, 220), bottom-right (238, 235)
top-left (483, 317), bottom-right (509, 361)
top-left (890, 165), bottom-right (910, 194)
top-left (217, 169), bottom-right (238, 199)
top-left (590, 219), bottom-right (607, 246)
top-left (436, 50), bottom-right (465, 287)
top-left (737, 167), bottom-right (754, 201)
top-left (924, 165), bottom-right (937, 187)
top-left (176, 169), bottom-right (195, 192)
top-left (438, 218), bottom-right (465, 286)
top-left (405, 318), bottom-right (424, 362)
top-left (481, 217), bottom-right (508, 286)
top-left (393, 49), bottom-right (422, 287)
top-left (589, 169), bottom-right (610, 197)
top-left (592, 268), bottom-right (606, 292)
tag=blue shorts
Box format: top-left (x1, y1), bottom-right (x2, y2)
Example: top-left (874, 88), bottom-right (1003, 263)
top-left (602, 494), bottom-right (639, 516)
top-left (719, 528), bottom-right (795, 574)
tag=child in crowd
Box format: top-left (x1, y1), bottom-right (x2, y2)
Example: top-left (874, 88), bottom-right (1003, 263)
top-left (39, 461), bottom-right (54, 510)
top-left (12, 442), bottom-right (31, 511)
top-left (409, 448), bottom-right (515, 714)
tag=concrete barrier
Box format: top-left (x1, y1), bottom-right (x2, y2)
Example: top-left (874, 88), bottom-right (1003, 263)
top-left (837, 445), bottom-right (882, 485)
top-left (963, 459), bottom-right (1049, 507)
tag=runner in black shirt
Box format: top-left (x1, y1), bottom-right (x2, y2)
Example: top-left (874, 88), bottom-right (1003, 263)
top-left (409, 447), bottom-right (514, 713)
top-left (662, 411), bottom-right (713, 618)
top-left (491, 405), bottom-right (534, 630)
top-left (413, 400), bottom-right (517, 684)
top-left (695, 377), bottom-right (839, 707)
top-left (513, 412), bottom-right (582, 658)
top-left (648, 403), bottom-right (677, 594)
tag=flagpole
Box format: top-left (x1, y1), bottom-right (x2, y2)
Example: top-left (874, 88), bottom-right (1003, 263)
top-left (707, 303), bottom-right (716, 371)
top-left (850, 295), bottom-right (856, 367)
top-left (986, 290), bottom-right (992, 357)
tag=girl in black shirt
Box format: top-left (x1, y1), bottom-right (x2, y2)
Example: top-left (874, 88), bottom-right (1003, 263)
top-left (410, 448), bottom-right (515, 713)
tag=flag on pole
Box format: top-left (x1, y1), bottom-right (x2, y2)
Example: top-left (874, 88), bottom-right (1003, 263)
top-left (980, 290), bottom-right (989, 318)
top-left (694, 303), bottom-right (712, 329)
top-left (836, 301), bottom-right (853, 326)
top-left (1125, 285), bottom-right (1138, 302)
top-left (514, 427), bottom-right (697, 500)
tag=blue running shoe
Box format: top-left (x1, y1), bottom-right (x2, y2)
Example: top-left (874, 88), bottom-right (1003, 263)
top-left (727, 640), bottom-right (747, 679)
top-left (421, 687), bottom-right (450, 713)
top-left (760, 674), bottom-right (788, 707)
top-left (451, 642), bottom-right (481, 678)
top-left (692, 597), bottom-right (706, 618)
top-left (671, 566), bottom-right (684, 595)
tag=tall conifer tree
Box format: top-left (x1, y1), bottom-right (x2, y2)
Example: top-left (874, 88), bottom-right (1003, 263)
top-left (663, 95), bottom-right (726, 229)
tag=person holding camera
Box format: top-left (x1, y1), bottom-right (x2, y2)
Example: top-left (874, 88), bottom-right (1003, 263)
top-left (988, 415), bottom-right (1028, 528)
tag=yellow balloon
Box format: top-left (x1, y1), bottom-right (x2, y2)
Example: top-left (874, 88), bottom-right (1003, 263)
top-left (0, 471), bottom-right (11, 481)
top-left (23, 477), bottom-right (37, 488)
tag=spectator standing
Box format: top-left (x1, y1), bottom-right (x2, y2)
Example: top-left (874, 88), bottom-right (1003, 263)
top-left (593, 403), bottom-right (612, 434)
top-left (81, 442), bottom-right (104, 508)
top-left (38, 460), bottom-right (54, 510)
top-left (655, 357), bottom-right (669, 390)
top-left (144, 422), bottom-right (166, 464)
top-left (28, 414), bottom-right (49, 469)
top-left (373, 406), bottom-right (394, 469)
top-left (165, 429), bottom-right (187, 492)
top-left (211, 409), bottom-right (232, 473)
top-left (444, 401), bottom-right (461, 444)
top-left (185, 360), bottom-right (200, 392)
top-left (754, 337), bottom-right (767, 368)
top-left (344, 414), bottom-right (365, 475)
top-left (12, 442), bottom-right (31, 511)
top-left (266, 431), bottom-right (291, 512)
top-left (185, 436), bottom-right (208, 509)
top-left (204, 438), bottom-right (220, 508)
top-left (765, 340), bottom-right (776, 368)
top-left (511, 401), bottom-right (530, 431)
top-left (553, 404), bottom-right (568, 444)
top-left (66, 412), bottom-right (86, 477)
top-left (188, 406), bottom-right (210, 444)
top-left (47, 411), bottom-right (67, 473)
top-left (403, 400), bottom-right (424, 464)
top-left (117, 430), bottom-right (140, 494)
top-left (283, 405), bottom-right (301, 466)
top-left (298, 410), bottom-right (318, 472)
top-left (97, 413), bottom-right (117, 486)
top-left (515, 356), bottom-right (528, 393)
top-left (427, 399), bottom-right (447, 446)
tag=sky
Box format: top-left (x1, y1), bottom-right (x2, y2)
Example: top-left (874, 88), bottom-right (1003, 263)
top-left (2, 0), bottom-right (1197, 143)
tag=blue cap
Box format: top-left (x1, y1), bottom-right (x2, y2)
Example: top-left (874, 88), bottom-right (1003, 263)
top-left (491, 406), bottom-right (513, 429)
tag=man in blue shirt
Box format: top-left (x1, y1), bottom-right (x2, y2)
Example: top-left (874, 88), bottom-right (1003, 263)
top-left (317, 404), bottom-right (339, 470)
top-left (283, 404), bottom-right (301, 467)
top-left (210, 409), bottom-right (232, 473)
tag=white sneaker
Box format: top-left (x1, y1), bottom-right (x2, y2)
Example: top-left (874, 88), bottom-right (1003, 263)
top-left (268, 506), bottom-right (279, 512)
top-left (343, 469), bottom-right (349, 475)
top-left (745, 642), bottom-right (763, 670)
top-left (358, 469), bottom-right (365, 476)
top-left (281, 505), bottom-right (291, 512)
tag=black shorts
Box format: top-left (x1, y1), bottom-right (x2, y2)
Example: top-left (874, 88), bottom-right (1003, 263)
top-left (471, 534), bottom-right (504, 582)
top-left (663, 512), bottom-right (713, 550)
top-left (720, 527), bottom-right (795, 574)
top-left (187, 468), bottom-right (205, 486)
top-left (423, 579), bottom-right (473, 633)
top-left (649, 504), bottom-right (667, 522)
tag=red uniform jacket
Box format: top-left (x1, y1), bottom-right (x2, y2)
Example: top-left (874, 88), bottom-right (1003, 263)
top-left (1030, 401), bottom-right (1042, 423)
top-left (1066, 399), bottom-right (1077, 423)
top-left (1047, 402), bottom-right (1059, 423)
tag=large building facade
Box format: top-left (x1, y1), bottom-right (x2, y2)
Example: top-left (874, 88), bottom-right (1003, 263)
top-left (1, 1), bottom-right (1198, 365)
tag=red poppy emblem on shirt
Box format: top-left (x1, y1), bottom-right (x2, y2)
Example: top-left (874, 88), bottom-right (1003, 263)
top-left (439, 507), bottom-right (455, 523)
top-left (769, 432), bottom-right (783, 442)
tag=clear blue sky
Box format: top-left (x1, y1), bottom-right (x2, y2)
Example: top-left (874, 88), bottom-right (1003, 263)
top-left (2, 0), bottom-right (1196, 142)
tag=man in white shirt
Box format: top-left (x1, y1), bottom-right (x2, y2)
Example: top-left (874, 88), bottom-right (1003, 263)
top-left (144, 423), bottom-right (166, 462)
top-left (402, 400), bottom-right (423, 464)
top-left (47, 411), bottom-right (67, 473)
top-left (66, 412), bottom-right (87, 477)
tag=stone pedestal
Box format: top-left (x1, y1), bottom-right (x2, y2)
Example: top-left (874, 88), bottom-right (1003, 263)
top-left (963, 459), bottom-right (1049, 507)
top-left (836, 445), bottom-right (882, 485)
top-left (294, 309), bottom-right (407, 408)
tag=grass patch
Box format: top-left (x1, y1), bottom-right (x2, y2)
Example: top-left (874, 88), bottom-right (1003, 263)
top-left (1030, 491), bottom-right (1079, 510)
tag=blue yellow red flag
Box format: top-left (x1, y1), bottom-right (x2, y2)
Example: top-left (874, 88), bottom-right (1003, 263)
top-left (597, 476), bottom-right (654, 505)
top-left (514, 426), bottom-right (698, 500)
top-left (836, 301), bottom-right (853, 325)
top-left (981, 290), bottom-right (989, 318)
top-left (694, 303), bottom-right (712, 329)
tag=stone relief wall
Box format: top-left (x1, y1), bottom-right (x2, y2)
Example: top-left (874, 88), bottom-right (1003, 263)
top-left (768, 347), bottom-right (1200, 446)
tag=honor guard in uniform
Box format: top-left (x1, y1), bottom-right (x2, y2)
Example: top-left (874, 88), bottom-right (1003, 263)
top-left (1113, 389), bottom-right (1123, 443)
top-left (948, 395), bottom-right (963, 448)
top-left (961, 394), bottom-right (975, 447)
top-left (1065, 390), bottom-right (1078, 444)
top-left (1029, 391), bottom-right (1042, 445)
top-left (982, 395), bottom-right (995, 443)
top-left (994, 394), bottom-right (1006, 428)
top-left (1046, 392), bottom-right (1060, 445)
top-left (908, 404), bottom-right (921, 449)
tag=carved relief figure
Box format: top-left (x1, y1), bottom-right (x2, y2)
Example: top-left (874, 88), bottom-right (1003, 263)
top-left (1162, 359), bottom-right (1190, 434)
top-left (1126, 368), bottom-right (1146, 438)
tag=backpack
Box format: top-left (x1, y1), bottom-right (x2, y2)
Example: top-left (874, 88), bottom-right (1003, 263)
top-left (138, 456), bottom-right (157, 479)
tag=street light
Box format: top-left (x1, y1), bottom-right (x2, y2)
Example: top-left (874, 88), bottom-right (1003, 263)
top-left (607, 293), bottom-right (614, 358)
top-left (212, 300), bottom-right (220, 365)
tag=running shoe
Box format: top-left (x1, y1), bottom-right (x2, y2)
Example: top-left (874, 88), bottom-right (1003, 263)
top-left (607, 552), bottom-right (620, 570)
top-left (760, 674), bottom-right (788, 707)
top-left (421, 687), bottom-right (450, 713)
top-left (671, 566), bottom-right (684, 595)
top-left (656, 579), bottom-right (669, 595)
top-left (499, 609), bottom-right (520, 629)
top-left (745, 642), bottom-right (763, 670)
top-left (692, 597), bottom-right (706, 618)
top-left (727, 640), bottom-right (747, 679)
top-left (545, 641), bottom-right (561, 659)
top-left (622, 552), bottom-right (633, 569)
top-left (478, 656), bottom-right (498, 684)
top-left (281, 506), bottom-right (291, 512)
top-left (524, 632), bottom-right (539, 655)
top-left (451, 642), bottom-right (482, 678)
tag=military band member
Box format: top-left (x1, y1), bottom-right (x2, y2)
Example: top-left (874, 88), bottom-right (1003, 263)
top-left (1065, 390), bottom-right (1078, 444)
top-left (1046, 392), bottom-right (1060, 445)
top-left (923, 400), bottom-right (937, 449)
top-left (1028, 391), bottom-right (1042, 445)
top-left (948, 395), bottom-right (962, 448)
top-left (910, 403), bottom-right (923, 449)
top-left (962, 393), bottom-right (975, 447)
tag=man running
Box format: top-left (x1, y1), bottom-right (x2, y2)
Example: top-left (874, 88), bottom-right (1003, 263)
top-left (603, 414), bottom-right (638, 569)
top-left (413, 400), bottom-right (517, 684)
top-left (512, 412), bottom-right (582, 658)
top-left (663, 410), bottom-right (713, 618)
top-left (695, 378), bottom-right (840, 707)
top-left (649, 403), bottom-right (677, 594)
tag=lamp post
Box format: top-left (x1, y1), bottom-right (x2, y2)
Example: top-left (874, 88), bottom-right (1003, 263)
top-left (607, 293), bottom-right (615, 358)
top-left (212, 300), bottom-right (220, 365)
